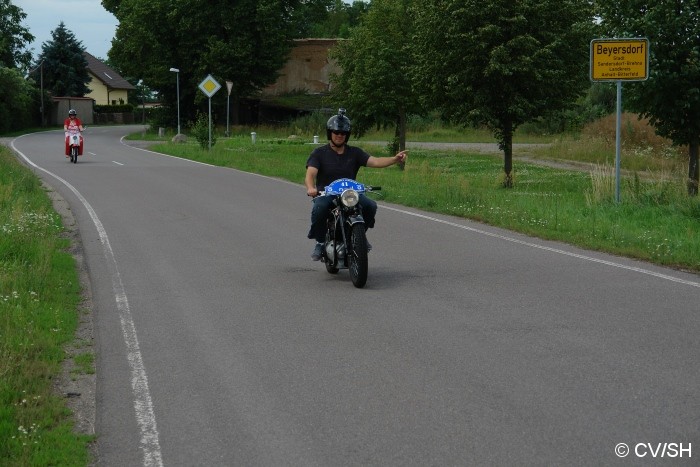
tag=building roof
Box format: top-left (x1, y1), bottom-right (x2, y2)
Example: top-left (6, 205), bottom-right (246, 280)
top-left (83, 51), bottom-right (135, 91)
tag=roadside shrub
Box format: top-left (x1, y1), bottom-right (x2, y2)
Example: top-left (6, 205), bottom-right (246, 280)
top-left (0, 67), bottom-right (36, 133)
top-left (190, 112), bottom-right (217, 149)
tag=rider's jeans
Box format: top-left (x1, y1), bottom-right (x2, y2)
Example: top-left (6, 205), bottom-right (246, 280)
top-left (308, 194), bottom-right (377, 242)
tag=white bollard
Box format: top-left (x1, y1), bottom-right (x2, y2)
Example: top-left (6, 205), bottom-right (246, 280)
top-left (251, 132), bottom-right (257, 144)
top-left (313, 135), bottom-right (319, 144)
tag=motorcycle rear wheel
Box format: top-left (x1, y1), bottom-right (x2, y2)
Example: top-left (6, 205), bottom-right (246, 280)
top-left (348, 224), bottom-right (368, 288)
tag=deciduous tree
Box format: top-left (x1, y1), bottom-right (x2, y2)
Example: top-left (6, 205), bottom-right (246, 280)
top-left (0, 0), bottom-right (34, 71)
top-left (412, 0), bottom-right (594, 187)
top-left (105, 0), bottom-right (302, 124)
top-left (0, 66), bottom-right (35, 132)
top-left (329, 0), bottom-right (419, 153)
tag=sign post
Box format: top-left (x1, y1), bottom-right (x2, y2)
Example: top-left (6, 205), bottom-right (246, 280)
top-left (590, 38), bottom-right (649, 203)
top-left (225, 80), bottom-right (233, 137)
top-left (198, 74), bottom-right (222, 150)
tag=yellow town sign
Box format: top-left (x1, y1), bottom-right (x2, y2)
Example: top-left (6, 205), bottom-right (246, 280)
top-left (590, 38), bottom-right (649, 82)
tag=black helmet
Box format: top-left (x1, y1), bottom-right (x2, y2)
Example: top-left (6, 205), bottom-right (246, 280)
top-left (68, 109), bottom-right (77, 116)
top-left (326, 108), bottom-right (351, 143)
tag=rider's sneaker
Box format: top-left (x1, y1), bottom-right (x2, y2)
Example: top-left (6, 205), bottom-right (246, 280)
top-left (311, 242), bottom-right (323, 261)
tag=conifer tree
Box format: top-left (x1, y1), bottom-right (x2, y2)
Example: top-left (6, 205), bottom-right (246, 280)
top-left (38, 22), bottom-right (90, 97)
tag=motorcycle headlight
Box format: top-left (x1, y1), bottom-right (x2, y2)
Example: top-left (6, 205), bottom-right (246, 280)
top-left (340, 189), bottom-right (359, 207)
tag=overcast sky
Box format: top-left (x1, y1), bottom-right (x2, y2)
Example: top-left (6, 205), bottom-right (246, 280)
top-left (14, 0), bottom-right (361, 62)
top-left (14, 0), bottom-right (117, 60)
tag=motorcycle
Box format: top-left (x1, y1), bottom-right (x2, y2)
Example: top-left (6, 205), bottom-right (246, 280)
top-left (318, 178), bottom-right (380, 288)
top-left (65, 128), bottom-right (84, 163)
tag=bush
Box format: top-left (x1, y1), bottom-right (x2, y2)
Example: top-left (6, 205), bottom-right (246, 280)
top-left (190, 112), bottom-right (217, 149)
top-left (0, 67), bottom-right (36, 133)
top-left (148, 105), bottom-right (177, 131)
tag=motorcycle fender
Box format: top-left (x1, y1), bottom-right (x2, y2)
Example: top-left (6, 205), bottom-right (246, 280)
top-left (347, 214), bottom-right (365, 227)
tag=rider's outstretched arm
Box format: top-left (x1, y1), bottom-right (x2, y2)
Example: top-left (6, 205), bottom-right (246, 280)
top-left (366, 150), bottom-right (408, 168)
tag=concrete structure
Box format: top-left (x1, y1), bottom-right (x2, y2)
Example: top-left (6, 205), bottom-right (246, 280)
top-left (262, 39), bottom-right (341, 96)
top-left (51, 97), bottom-right (94, 125)
top-left (83, 51), bottom-right (135, 105)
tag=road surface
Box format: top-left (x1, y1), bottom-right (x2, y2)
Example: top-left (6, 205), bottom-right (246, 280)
top-left (9, 126), bottom-right (700, 466)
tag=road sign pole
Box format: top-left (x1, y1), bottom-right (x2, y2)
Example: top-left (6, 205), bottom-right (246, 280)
top-left (208, 97), bottom-right (212, 151)
top-left (226, 80), bottom-right (233, 137)
top-left (197, 74), bottom-right (222, 151)
top-left (590, 38), bottom-right (649, 203)
top-left (615, 81), bottom-right (622, 203)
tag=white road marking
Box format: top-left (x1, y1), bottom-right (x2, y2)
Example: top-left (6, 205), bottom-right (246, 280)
top-left (381, 205), bottom-right (700, 288)
top-left (11, 136), bottom-right (164, 467)
top-left (113, 161), bottom-right (124, 166)
top-left (122, 138), bottom-right (699, 289)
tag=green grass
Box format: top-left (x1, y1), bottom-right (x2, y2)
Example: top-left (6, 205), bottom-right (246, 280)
top-left (0, 146), bottom-right (93, 466)
top-left (148, 133), bottom-right (700, 272)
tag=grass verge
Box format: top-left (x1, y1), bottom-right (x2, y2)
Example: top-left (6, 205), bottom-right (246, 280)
top-left (0, 145), bottom-right (93, 466)
top-left (147, 133), bottom-right (699, 272)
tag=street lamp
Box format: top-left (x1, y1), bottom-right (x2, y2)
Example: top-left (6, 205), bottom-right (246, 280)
top-left (137, 79), bottom-right (145, 125)
top-left (28, 60), bottom-right (45, 126)
top-left (169, 67), bottom-right (181, 135)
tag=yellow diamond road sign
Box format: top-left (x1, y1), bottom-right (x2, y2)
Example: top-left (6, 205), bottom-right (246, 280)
top-left (199, 74), bottom-right (222, 97)
top-left (590, 38), bottom-right (649, 82)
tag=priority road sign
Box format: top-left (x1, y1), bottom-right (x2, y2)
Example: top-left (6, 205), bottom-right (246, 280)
top-left (198, 74), bottom-right (222, 97)
top-left (590, 38), bottom-right (649, 82)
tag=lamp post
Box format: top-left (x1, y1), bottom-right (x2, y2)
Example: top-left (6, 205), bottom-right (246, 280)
top-left (39, 60), bottom-right (44, 126)
top-left (169, 67), bottom-right (181, 135)
top-left (28, 60), bottom-right (45, 126)
top-left (137, 79), bottom-right (145, 124)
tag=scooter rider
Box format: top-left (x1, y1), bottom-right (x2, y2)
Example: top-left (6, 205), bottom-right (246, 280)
top-left (305, 108), bottom-right (407, 261)
top-left (63, 109), bottom-right (85, 157)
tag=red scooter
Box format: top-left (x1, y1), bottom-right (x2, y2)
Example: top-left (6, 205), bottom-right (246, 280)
top-left (65, 128), bottom-right (84, 163)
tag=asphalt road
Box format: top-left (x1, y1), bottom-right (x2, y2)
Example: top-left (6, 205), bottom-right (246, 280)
top-left (10, 126), bottom-right (700, 466)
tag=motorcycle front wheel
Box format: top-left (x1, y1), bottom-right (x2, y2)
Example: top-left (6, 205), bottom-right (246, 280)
top-left (348, 224), bottom-right (368, 288)
top-left (70, 147), bottom-right (78, 163)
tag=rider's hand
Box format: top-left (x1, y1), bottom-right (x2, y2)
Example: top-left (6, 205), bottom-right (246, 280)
top-left (307, 187), bottom-right (318, 197)
top-left (395, 150), bottom-right (408, 164)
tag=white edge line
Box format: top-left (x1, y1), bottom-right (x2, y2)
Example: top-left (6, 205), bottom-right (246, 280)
top-left (122, 137), bottom-right (699, 289)
top-left (112, 161), bottom-right (124, 166)
top-left (381, 205), bottom-right (700, 288)
top-left (10, 136), bottom-right (164, 467)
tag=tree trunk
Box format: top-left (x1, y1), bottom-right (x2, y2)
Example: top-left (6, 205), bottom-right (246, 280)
top-left (398, 107), bottom-right (407, 151)
top-left (502, 126), bottom-right (514, 188)
top-left (397, 107), bottom-right (407, 170)
top-left (688, 140), bottom-right (699, 196)
top-left (231, 95), bottom-right (240, 125)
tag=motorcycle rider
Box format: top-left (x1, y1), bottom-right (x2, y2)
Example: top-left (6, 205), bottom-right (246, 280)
top-left (63, 109), bottom-right (85, 157)
top-left (305, 108), bottom-right (407, 261)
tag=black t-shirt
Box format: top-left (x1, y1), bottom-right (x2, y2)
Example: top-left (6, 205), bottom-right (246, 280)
top-left (306, 144), bottom-right (371, 190)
